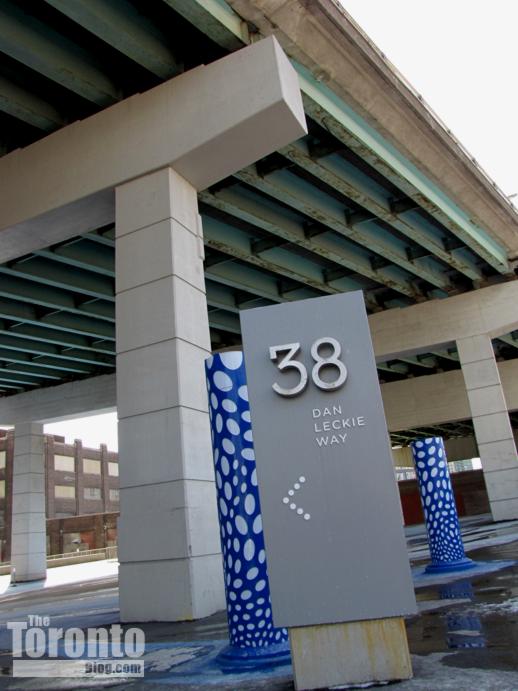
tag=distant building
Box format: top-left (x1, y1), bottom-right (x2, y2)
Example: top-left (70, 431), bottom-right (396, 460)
top-left (0, 430), bottom-right (119, 561)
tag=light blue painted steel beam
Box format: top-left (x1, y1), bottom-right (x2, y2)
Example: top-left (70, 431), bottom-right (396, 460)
top-left (0, 0), bottom-right (120, 106)
top-left (399, 354), bottom-right (438, 370)
top-left (83, 228), bottom-right (116, 248)
top-left (0, 274), bottom-right (114, 322)
top-left (45, 0), bottom-right (182, 80)
top-left (0, 334), bottom-right (114, 368)
top-left (0, 74), bottom-right (64, 131)
top-left (200, 186), bottom-right (409, 297)
top-left (0, 349), bottom-right (96, 374)
top-left (430, 349), bottom-right (459, 362)
top-left (0, 383), bottom-right (25, 392)
top-left (280, 140), bottom-right (485, 282)
top-left (295, 64), bottom-right (509, 274)
top-left (207, 308), bottom-right (240, 333)
top-left (0, 259), bottom-right (114, 302)
top-left (174, 0), bottom-right (508, 273)
top-left (497, 335), bottom-right (518, 350)
top-left (235, 166), bottom-right (451, 293)
top-left (0, 370), bottom-right (43, 387)
top-left (1, 321), bottom-right (114, 355)
top-left (0, 363), bottom-right (63, 381)
top-left (163, 0), bottom-right (248, 50)
top-left (202, 215), bottom-right (378, 304)
top-left (0, 297), bottom-right (114, 341)
top-left (377, 361), bottom-right (409, 375)
top-left (205, 256), bottom-right (316, 304)
top-left (35, 240), bottom-right (115, 277)
top-left (206, 280), bottom-right (239, 313)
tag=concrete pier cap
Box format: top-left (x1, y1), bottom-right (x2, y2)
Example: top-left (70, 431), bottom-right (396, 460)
top-left (0, 35), bottom-right (307, 261)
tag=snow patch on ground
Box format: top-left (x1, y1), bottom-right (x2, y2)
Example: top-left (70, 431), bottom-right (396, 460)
top-left (396, 652), bottom-right (518, 690)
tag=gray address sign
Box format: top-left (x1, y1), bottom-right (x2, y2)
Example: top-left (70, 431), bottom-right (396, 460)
top-left (240, 291), bottom-right (417, 629)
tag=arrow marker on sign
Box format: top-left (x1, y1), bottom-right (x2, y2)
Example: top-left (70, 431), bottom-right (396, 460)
top-left (282, 476), bottom-right (311, 520)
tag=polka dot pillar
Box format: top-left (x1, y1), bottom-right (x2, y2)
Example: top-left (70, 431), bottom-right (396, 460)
top-left (410, 437), bottom-right (474, 573)
top-left (205, 351), bottom-right (289, 667)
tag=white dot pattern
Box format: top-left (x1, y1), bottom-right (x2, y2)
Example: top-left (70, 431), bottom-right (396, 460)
top-left (282, 476), bottom-right (310, 521)
top-left (410, 437), bottom-right (467, 565)
top-left (205, 352), bottom-right (288, 649)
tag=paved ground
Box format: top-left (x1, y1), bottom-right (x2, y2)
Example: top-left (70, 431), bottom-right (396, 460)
top-left (0, 515), bottom-right (517, 689)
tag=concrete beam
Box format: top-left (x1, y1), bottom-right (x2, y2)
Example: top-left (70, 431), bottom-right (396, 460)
top-left (0, 37), bottom-right (306, 263)
top-left (381, 358), bottom-right (518, 432)
top-left (0, 351), bottom-right (516, 436)
top-left (0, 374), bottom-right (116, 425)
top-left (370, 281), bottom-right (518, 360)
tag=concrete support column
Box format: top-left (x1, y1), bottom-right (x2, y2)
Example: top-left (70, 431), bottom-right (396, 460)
top-left (457, 334), bottom-right (518, 520)
top-left (11, 422), bottom-right (46, 581)
top-left (116, 167), bottom-right (224, 621)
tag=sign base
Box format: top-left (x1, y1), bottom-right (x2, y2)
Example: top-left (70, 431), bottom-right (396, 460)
top-left (289, 617), bottom-right (412, 690)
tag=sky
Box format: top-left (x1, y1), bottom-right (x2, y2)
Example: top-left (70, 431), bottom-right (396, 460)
top-left (340, 0), bottom-right (518, 197)
top-left (46, 0), bottom-right (517, 450)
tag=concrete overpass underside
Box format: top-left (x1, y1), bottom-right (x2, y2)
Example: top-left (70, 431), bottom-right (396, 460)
top-left (1, 0), bottom-right (518, 619)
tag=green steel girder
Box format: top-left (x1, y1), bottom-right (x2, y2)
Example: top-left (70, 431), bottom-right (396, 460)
top-left (296, 66), bottom-right (510, 274)
top-left (0, 349), bottom-right (96, 374)
top-left (35, 239), bottom-right (115, 277)
top-left (200, 186), bottom-right (410, 297)
top-left (163, 0), bottom-right (248, 50)
top-left (1, 320), bottom-right (114, 355)
top-left (0, 334), bottom-right (114, 368)
top-left (0, 0), bottom-right (120, 106)
top-left (83, 227), bottom-right (116, 248)
top-left (202, 215), bottom-right (380, 306)
top-left (376, 360), bottom-right (409, 376)
top-left (207, 309), bottom-right (240, 334)
top-left (0, 258), bottom-right (114, 302)
top-left (280, 140), bottom-right (485, 283)
top-left (430, 348), bottom-right (459, 362)
top-left (0, 74), bottom-right (64, 131)
top-left (0, 369), bottom-right (44, 387)
top-left (205, 255), bottom-right (316, 304)
top-left (45, 0), bottom-right (182, 80)
top-left (168, 0), bottom-right (508, 276)
top-left (0, 274), bottom-right (114, 323)
top-left (205, 280), bottom-right (239, 313)
top-left (0, 297), bottom-right (114, 341)
top-left (0, 383), bottom-right (25, 392)
top-left (399, 354), bottom-right (438, 370)
top-left (235, 165), bottom-right (454, 294)
top-left (497, 334), bottom-right (518, 350)
top-left (0, 363), bottom-right (63, 381)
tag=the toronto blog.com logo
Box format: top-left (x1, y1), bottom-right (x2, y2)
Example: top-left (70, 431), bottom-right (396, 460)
top-left (7, 615), bottom-right (145, 678)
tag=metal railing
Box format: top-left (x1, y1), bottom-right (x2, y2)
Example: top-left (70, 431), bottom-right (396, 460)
top-left (0, 545), bottom-right (118, 575)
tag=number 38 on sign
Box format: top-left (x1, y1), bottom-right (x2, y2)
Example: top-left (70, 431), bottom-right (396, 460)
top-left (269, 337), bottom-right (347, 398)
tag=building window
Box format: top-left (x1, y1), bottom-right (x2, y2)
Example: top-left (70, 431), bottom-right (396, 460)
top-left (108, 462), bottom-right (119, 477)
top-left (83, 458), bottom-right (101, 475)
top-left (84, 487), bottom-right (101, 500)
top-left (54, 454), bottom-right (74, 472)
top-left (109, 489), bottom-right (119, 502)
top-left (0, 450), bottom-right (5, 469)
top-left (0, 480), bottom-right (4, 498)
top-left (55, 485), bottom-right (75, 499)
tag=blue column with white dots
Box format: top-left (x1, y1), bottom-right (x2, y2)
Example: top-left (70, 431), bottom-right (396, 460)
top-left (410, 437), bottom-right (474, 573)
top-left (205, 351), bottom-right (290, 669)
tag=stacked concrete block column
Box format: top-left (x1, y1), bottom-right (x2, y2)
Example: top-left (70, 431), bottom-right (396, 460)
top-left (11, 423), bottom-right (46, 581)
top-left (115, 167), bottom-right (225, 622)
top-left (457, 334), bottom-right (518, 520)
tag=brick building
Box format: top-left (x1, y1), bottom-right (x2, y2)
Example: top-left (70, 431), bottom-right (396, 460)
top-left (0, 430), bottom-right (119, 561)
